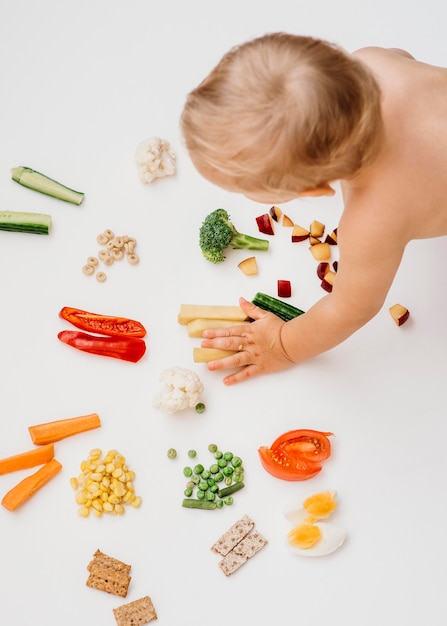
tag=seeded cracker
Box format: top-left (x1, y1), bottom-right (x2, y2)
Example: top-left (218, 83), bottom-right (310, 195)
top-left (232, 530), bottom-right (268, 558)
top-left (113, 595), bottom-right (158, 626)
top-left (210, 514), bottom-right (255, 556)
top-left (86, 549), bottom-right (132, 598)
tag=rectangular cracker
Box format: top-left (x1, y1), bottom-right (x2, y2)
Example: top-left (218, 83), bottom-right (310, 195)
top-left (232, 530), bottom-right (268, 558)
top-left (218, 552), bottom-right (248, 576)
top-left (113, 595), bottom-right (158, 626)
top-left (211, 514), bottom-right (255, 556)
top-left (86, 567), bottom-right (131, 598)
top-left (87, 549), bottom-right (131, 575)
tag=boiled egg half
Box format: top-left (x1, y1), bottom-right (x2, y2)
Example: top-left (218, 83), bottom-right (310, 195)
top-left (284, 490), bottom-right (346, 557)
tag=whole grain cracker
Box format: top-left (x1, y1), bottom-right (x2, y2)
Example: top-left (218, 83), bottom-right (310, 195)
top-left (218, 551), bottom-right (248, 576)
top-left (232, 529), bottom-right (268, 558)
top-left (86, 549), bottom-right (132, 597)
top-left (210, 514), bottom-right (255, 556)
top-left (113, 595), bottom-right (157, 626)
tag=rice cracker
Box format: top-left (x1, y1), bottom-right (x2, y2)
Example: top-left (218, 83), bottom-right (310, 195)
top-left (113, 595), bottom-right (158, 625)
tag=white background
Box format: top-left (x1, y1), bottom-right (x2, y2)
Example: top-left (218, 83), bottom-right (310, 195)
top-left (1, 1), bottom-right (446, 625)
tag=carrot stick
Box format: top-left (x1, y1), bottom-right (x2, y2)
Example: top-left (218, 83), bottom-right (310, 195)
top-left (0, 443), bottom-right (54, 475)
top-left (28, 413), bottom-right (101, 445)
top-left (1, 459), bottom-right (62, 511)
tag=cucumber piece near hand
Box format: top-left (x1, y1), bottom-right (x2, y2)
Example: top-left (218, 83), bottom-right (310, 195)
top-left (252, 292), bottom-right (305, 321)
top-left (0, 211), bottom-right (51, 235)
top-left (11, 166), bottom-right (84, 205)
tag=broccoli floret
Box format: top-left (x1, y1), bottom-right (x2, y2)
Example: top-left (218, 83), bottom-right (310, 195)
top-left (199, 208), bottom-right (269, 263)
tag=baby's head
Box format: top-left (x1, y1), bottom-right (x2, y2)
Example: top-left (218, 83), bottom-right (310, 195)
top-left (181, 33), bottom-right (383, 202)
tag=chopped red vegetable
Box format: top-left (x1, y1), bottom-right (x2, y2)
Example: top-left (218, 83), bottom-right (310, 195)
top-left (59, 306), bottom-right (146, 338)
top-left (258, 429), bottom-right (333, 481)
top-left (58, 330), bottom-right (146, 363)
top-left (277, 280), bottom-right (292, 298)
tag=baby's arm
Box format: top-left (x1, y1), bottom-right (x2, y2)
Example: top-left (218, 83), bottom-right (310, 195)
top-left (202, 207), bottom-right (408, 384)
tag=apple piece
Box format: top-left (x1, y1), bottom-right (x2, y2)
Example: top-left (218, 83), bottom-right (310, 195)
top-left (238, 256), bottom-right (258, 276)
top-left (282, 214), bottom-right (294, 227)
top-left (325, 228), bottom-right (338, 245)
top-left (269, 205), bottom-right (283, 222)
top-left (291, 223), bottom-right (310, 242)
top-left (309, 236), bottom-right (321, 246)
top-left (310, 219), bottom-right (325, 238)
top-left (309, 242), bottom-right (331, 260)
top-left (389, 303), bottom-right (410, 326)
top-left (277, 279), bottom-right (292, 298)
top-left (256, 213), bottom-right (275, 235)
top-left (317, 262), bottom-right (330, 280)
top-left (321, 270), bottom-right (336, 293)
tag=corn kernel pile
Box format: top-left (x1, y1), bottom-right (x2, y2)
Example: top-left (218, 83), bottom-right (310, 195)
top-left (70, 448), bottom-right (142, 517)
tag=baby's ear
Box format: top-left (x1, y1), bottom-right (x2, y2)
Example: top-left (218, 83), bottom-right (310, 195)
top-left (300, 182), bottom-right (335, 197)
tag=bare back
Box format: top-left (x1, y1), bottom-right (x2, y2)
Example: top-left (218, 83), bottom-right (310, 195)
top-left (345, 48), bottom-right (447, 241)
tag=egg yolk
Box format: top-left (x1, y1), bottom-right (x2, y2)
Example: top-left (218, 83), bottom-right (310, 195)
top-left (303, 491), bottom-right (337, 519)
top-left (288, 522), bottom-right (322, 549)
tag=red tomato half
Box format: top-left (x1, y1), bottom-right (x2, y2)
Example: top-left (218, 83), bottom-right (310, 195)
top-left (258, 429), bottom-right (333, 481)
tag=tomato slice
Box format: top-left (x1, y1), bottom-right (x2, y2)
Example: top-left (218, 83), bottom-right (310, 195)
top-left (258, 429), bottom-right (333, 481)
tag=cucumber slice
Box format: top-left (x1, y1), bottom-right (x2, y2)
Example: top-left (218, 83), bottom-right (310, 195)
top-left (11, 166), bottom-right (84, 205)
top-left (0, 211), bottom-right (52, 235)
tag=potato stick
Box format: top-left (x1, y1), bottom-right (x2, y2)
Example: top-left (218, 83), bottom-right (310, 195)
top-left (187, 318), bottom-right (250, 338)
top-left (0, 443), bottom-right (54, 475)
top-left (28, 413), bottom-right (101, 445)
top-left (1, 459), bottom-right (62, 511)
top-left (193, 347), bottom-right (237, 363)
top-left (178, 304), bottom-right (248, 325)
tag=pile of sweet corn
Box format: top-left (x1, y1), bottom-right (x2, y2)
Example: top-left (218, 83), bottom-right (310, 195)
top-left (70, 448), bottom-right (142, 517)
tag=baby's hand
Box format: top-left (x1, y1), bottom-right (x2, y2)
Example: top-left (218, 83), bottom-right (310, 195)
top-left (201, 297), bottom-right (295, 385)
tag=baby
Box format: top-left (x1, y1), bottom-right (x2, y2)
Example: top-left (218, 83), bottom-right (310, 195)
top-left (181, 32), bottom-right (447, 385)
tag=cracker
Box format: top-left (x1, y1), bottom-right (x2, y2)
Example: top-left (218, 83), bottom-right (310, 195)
top-left (218, 552), bottom-right (248, 576)
top-left (86, 567), bottom-right (131, 597)
top-left (88, 549), bottom-right (131, 575)
top-left (113, 595), bottom-right (158, 626)
top-left (210, 514), bottom-right (255, 556)
top-left (232, 529), bottom-right (268, 558)
top-left (86, 549), bottom-right (132, 597)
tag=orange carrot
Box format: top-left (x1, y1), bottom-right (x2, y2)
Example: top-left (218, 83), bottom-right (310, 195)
top-left (0, 443), bottom-right (54, 475)
top-left (28, 413), bottom-right (101, 445)
top-left (1, 458), bottom-right (62, 511)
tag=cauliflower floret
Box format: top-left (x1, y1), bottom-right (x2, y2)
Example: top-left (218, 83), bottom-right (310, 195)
top-left (154, 367), bottom-right (204, 413)
top-left (135, 136), bottom-right (176, 183)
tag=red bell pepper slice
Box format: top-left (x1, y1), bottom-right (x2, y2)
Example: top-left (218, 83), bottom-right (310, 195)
top-left (58, 330), bottom-right (146, 363)
top-left (59, 307), bottom-right (146, 338)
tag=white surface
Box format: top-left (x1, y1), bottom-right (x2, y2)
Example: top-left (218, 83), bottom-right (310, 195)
top-left (1, 2), bottom-right (446, 625)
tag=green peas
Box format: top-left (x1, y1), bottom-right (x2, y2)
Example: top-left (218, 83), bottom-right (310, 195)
top-left (214, 450), bottom-right (223, 459)
top-left (222, 466), bottom-right (234, 476)
top-left (201, 469), bottom-right (211, 479)
top-left (183, 466), bottom-right (193, 477)
top-left (194, 464), bottom-right (204, 474)
top-left (223, 451), bottom-right (233, 461)
top-left (205, 491), bottom-right (215, 501)
top-left (167, 448), bottom-right (177, 459)
top-left (184, 487), bottom-right (193, 497)
top-left (216, 499), bottom-right (224, 508)
top-left (209, 464), bottom-right (219, 474)
top-left (225, 476), bottom-right (232, 486)
top-left (190, 474), bottom-right (200, 485)
top-left (209, 484), bottom-right (218, 493)
top-left (188, 449), bottom-right (197, 459)
top-left (207, 477), bottom-right (216, 487)
top-left (197, 490), bottom-right (205, 500)
top-left (208, 443), bottom-right (218, 453)
top-left (231, 456), bottom-right (242, 468)
top-left (224, 496), bottom-right (234, 505)
top-left (214, 472), bottom-right (224, 482)
top-left (195, 402), bottom-right (206, 413)
top-left (198, 481), bottom-right (209, 492)
top-left (217, 458), bottom-right (227, 468)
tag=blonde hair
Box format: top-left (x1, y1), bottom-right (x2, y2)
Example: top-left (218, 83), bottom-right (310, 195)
top-left (181, 32), bottom-right (383, 194)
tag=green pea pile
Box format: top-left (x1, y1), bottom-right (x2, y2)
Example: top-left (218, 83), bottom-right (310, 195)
top-left (168, 443), bottom-right (245, 510)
